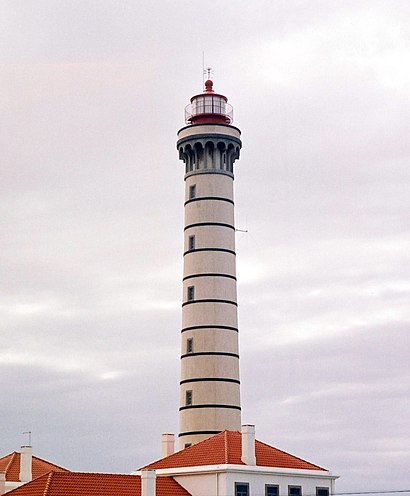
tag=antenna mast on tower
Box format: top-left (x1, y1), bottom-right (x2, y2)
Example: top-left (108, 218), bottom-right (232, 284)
top-left (202, 53), bottom-right (214, 88)
top-left (202, 52), bottom-right (205, 88)
top-left (23, 431), bottom-right (32, 446)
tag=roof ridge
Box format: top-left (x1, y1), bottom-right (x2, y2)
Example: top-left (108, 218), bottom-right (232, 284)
top-left (139, 443), bottom-right (194, 470)
top-left (255, 439), bottom-right (326, 470)
top-left (0, 451), bottom-right (18, 462)
top-left (140, 431), bottom-right (227, 470)
top-left (42, 471), bottom-right (54, 496)
top-left (5, 452), bottom-right (18, 475)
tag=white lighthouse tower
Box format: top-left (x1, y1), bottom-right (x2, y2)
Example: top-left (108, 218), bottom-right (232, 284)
top-left (177, 79), bottom-right (242, 449)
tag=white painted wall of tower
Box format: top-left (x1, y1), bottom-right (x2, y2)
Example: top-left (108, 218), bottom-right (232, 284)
top-left (178, 99), bottom-right (242, 448)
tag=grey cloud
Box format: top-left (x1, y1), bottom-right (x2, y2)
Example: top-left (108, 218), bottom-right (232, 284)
top-left (1, 0), bottom-right (409, 493)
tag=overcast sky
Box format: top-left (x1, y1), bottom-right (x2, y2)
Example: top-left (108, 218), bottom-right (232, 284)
top-left (1, 0), bottom-right (409, 493)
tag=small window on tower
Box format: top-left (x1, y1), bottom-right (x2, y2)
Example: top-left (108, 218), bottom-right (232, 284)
top-left (186, 390), bottom-right (193, 406)
top-left (187, 338), bottom-right (193, 353)
top-left (187, 286), bottom-right (195, 301)
top-left (189, 184), bottom-right (196, 199)
top-left (316, 489), bottom-right (329, 496)
top-left (188, 235), bottom-right (195, 251)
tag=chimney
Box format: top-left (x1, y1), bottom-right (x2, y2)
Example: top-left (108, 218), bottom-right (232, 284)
top-left (0, 471), bottom-right (5, 495)
top-left (141, 470), bottom-right (156, 496)
top-left (241, 425), bottom-right (256, 466)
top-left (161, 433), bottom-right (175, 458)
top-left (19, 446), bottom-right (32, 482)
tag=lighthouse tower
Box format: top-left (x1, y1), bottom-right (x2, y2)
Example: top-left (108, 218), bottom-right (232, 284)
top-left (177, 79), bottom-right (242, 449)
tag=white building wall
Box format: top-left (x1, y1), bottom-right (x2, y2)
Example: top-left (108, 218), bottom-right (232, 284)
top-left (224, 469), bottom-right (335, 496)
top-left (173, 473), bottom-right (217, 496)
top-left (168, 466), bottom-right (337, 496)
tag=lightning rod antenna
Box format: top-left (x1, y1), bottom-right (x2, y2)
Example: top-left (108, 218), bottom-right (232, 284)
top-left (202, 51), bottom-right (205, 88)
top-left (23, 431), bottom-right (32, 446)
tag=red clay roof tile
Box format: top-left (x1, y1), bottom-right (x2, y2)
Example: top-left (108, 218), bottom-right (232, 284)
top-left (141, 431), bottom-right (326, 471)
top-left (0, 452), bottom-right (69, 482)
top-left (6, 471), bottom-right (192, 496)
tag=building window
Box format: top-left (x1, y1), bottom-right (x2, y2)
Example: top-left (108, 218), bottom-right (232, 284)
top-left (266, 486), bottom-right (279, 496)
top-left (186, 390), bottom-right (193, 406)
top-left (235, 483), bottom-right (249, 496)
top-left (316, 489), bottom-right (329, 496)
top-left (288, 487), bottom-right (301, 496)
top-left (188, 235), bottom-right (195, 251)
top-left (187, 286), bottom-right (195, 301)
top-left (187, 338), bottom-right (193, 353)
top-left (184, 443), bottom-right (192, 449)
top-left (189, 184), bottom-right (196, 199)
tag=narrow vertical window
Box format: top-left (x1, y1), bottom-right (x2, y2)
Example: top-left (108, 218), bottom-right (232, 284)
top-left (235, 483), bottom-right (249, 496)
top-left (187, 338), bottom-right (193, 353)
top-left (189, 184), bottom-right (196, 199)
top-left (188, 235), bottom-right (195, 251)
top-left (187, 286), bottom-right (195, 301)
top-left (186, 390), bottom-right (193, 406)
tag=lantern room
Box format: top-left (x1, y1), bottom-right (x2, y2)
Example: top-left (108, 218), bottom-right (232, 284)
top-left (184, 79), bottom-right (233, 125)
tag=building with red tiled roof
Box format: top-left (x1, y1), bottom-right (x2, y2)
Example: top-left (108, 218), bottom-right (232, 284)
top-left (5, 471), bottom-right (191, 496)
top-left (142, 430), bottom-right (326, 471)
top-left (136, 428), bottom-right (338, 496)
top-left (0, 447), bottom-right (69, 493)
